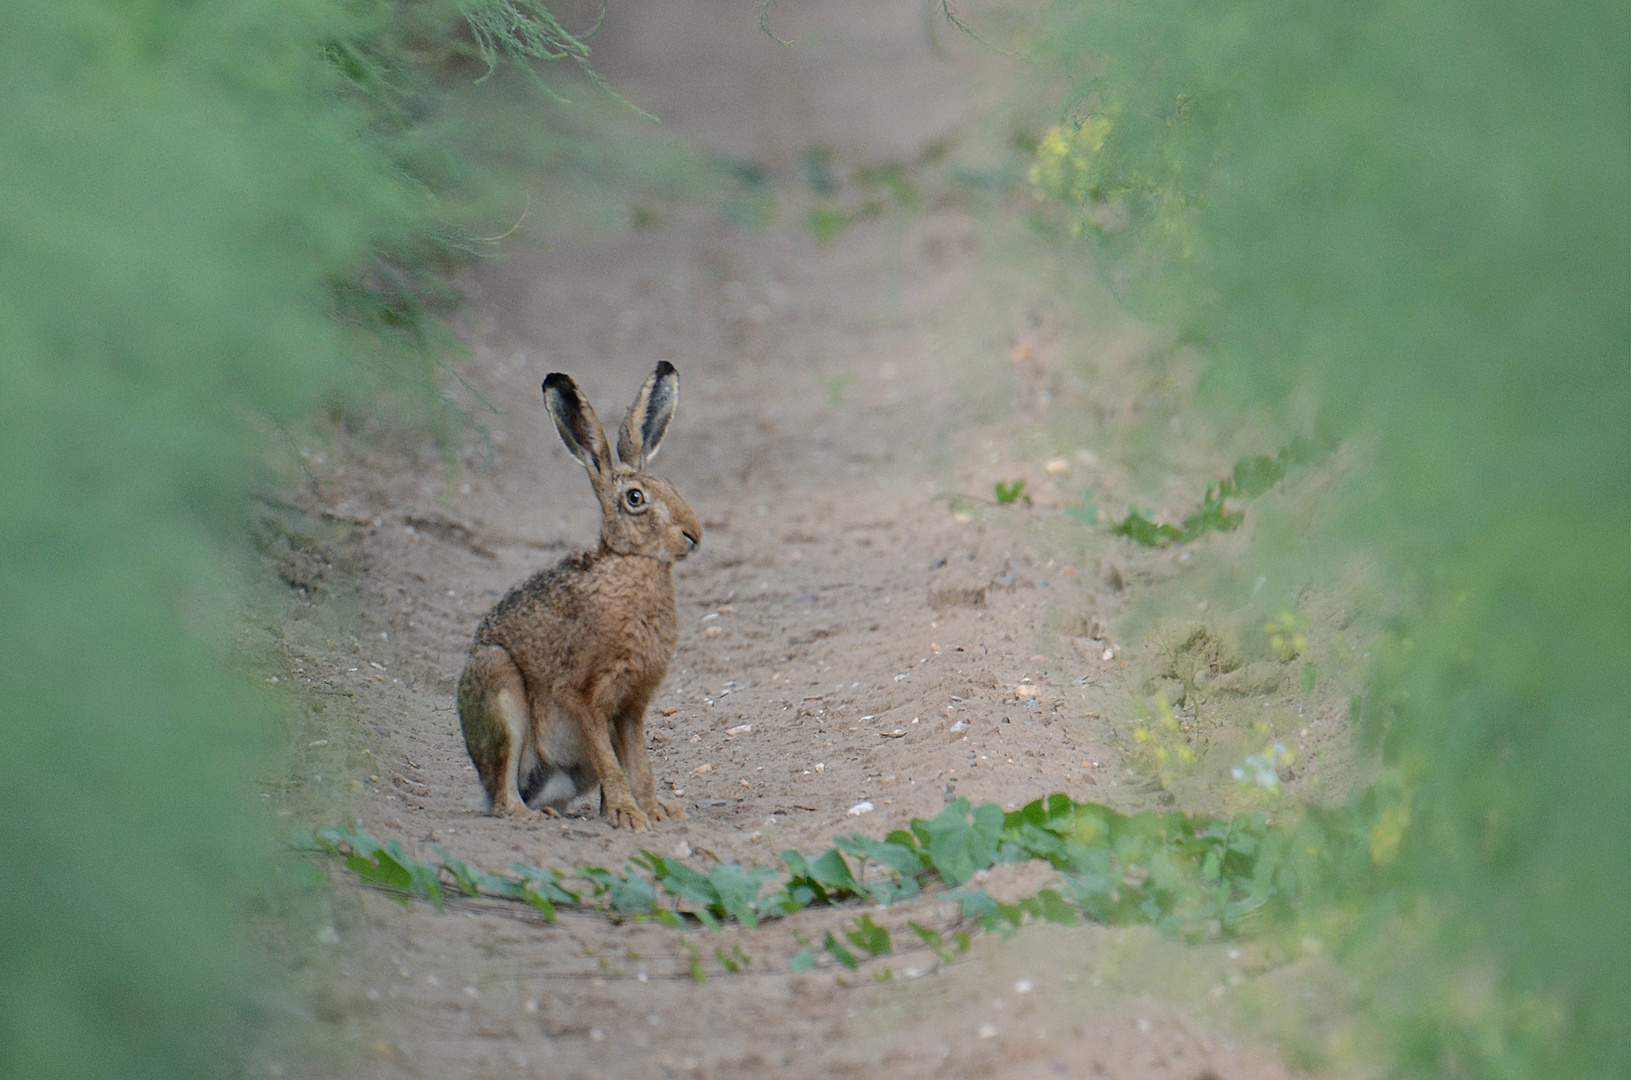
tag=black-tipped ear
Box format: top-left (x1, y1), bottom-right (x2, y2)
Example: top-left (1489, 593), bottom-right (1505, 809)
top-left (543, 374), bottom-right (611, 480)
top-left (617, 361), bottom-right (679, 470)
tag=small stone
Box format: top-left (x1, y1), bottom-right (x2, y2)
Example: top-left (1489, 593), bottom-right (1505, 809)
top-left (847, 801), bottom-right (875, 816)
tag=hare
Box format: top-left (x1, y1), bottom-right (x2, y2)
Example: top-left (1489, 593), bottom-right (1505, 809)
top-left (457, 362), bottom-right (701, 830)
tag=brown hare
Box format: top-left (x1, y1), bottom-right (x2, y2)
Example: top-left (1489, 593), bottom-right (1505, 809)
top-left (457, 362), bottom-right (700, 830)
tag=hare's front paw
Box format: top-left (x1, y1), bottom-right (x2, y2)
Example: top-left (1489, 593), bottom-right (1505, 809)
top-left (649, 797), bottom-right (687, 822)
top-left (604, 793), bottom-right (652, 831)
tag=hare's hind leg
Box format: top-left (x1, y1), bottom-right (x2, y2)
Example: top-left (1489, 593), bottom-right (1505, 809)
top-left (457, 646), bottom-right (540, 817)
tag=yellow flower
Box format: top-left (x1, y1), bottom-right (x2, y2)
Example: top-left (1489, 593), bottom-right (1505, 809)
top-left (1369, 800), bottom-right (1412, 866)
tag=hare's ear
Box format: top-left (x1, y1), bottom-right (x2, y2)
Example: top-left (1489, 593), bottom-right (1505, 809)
top-left (617, 361), bottom-right (679, 470)
top-left (543, 374), bottom-right (613, 486)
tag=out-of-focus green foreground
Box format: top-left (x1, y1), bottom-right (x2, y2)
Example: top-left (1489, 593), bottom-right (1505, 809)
top-left (0, 3), bottom-right (482, 1077)
top-left (1030, 0), bottom-right (1629, 1075)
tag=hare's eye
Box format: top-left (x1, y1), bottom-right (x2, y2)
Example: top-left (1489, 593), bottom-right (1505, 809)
top-left (624, 488), bottom-right (645, 508)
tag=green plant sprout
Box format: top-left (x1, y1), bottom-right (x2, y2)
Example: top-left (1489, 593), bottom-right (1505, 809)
top-left (994, 479), bottom-right (1032, 505)
top-left (1064, 488), bottom-right (1098, 524)
top-left (807, 208), bottom-right (847, 242)
top-left (815, 372), bottom-right (856, 406)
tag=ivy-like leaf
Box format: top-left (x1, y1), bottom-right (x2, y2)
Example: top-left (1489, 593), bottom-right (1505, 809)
top-left (834, 833), bottom-right (925, 876)
top-left (922, 799), bottom-right (1005, 885)
top-left (708, 864), bottom-right (778, 928)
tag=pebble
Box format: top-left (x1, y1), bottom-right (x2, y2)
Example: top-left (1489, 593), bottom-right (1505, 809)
top-left (847, 801), bottom-right (875, 816)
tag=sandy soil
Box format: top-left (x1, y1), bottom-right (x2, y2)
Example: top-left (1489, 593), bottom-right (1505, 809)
top-left (258, 4), bottom-right (1330, 1078)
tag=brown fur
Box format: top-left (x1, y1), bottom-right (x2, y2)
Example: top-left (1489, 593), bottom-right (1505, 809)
top-left (456, 364), bottom-right (700, 830)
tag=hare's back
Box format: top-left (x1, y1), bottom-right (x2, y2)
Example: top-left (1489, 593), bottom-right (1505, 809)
top-left (472, 552), bottom-right (595, 659)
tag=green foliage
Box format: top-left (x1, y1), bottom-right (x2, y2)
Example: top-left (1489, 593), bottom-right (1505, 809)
top-left (0, 4), bottom-right (397, 1075)
top-left (913, 798), bottom-right (1007, 885)
top-left (308, 787), bottom-right (1390, 979)
top-left (1108, 444), bottom-right (1310, 546)
top-left (714, 944), bottom-right (750, 973)
top-left (821, 930), bottom-right (859, 970)
top-left (907, 921), bottom-right (971, 962)
top-left (0, 3), bottom-right (622, 1077)
top-left (634, 852), bottom-right (781, 929)
top-left (311, 826), bottom-right (444, 908)
top-left (1030, 0), bottom-right (1629, 1073)
top-left (681, 939), bottom-right (707, 984)
top-left (844, 914), bottom-right (893, 956)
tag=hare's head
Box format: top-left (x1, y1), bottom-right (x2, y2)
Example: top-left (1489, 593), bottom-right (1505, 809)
top-left (542, 362), bottom-right (702, 562)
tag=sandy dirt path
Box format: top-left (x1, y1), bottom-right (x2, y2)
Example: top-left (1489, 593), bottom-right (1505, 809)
top-left (265, 4), bottom-right (1320, 1078)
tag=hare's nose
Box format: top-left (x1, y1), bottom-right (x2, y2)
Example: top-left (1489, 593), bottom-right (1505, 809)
top-left (682, 529), bottom-right (700, 552)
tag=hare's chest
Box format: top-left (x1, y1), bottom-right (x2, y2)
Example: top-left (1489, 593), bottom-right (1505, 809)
top-left (583, 566), bottom-right (679, 671)
top-left (605, 606), bottom-right (679, 667)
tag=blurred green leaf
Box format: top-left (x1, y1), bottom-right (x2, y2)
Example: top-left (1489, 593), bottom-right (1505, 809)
top-left (822, 930), bottom-right (858, 970)
top-left (845, 914), bottom-right (892, 956)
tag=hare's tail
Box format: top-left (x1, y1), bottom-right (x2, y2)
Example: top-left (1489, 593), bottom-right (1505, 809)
top-left (521, 760), bottom-right (591, 809)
